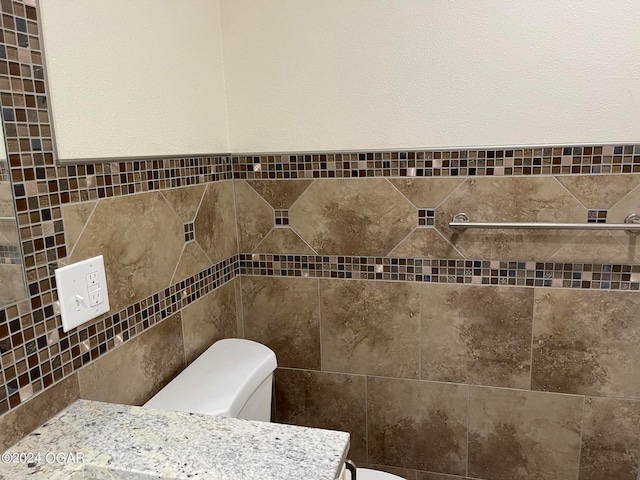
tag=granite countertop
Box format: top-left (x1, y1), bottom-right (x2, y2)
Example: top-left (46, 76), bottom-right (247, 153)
top-left (0, 400), bottom-right (350, 480)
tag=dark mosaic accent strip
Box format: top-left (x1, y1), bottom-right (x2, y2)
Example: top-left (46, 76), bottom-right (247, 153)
top-left (239, 254), bottom-right (640, 291)
top-left (0, 254), bottom-right (239, 415)
top-left (232, 146), bottom-right (640, 179)
top-left (417, 208), bottom-right (435, 227)
top-left (587, 209), bottom-right (608, 224)
top-left (184, 222), bottom-right (195, 243)
top-left (274, 209), bottom-right (289, 226)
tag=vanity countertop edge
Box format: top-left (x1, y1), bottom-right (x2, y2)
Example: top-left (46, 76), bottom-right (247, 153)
top-left (0, 399), bottom-right (350, 480)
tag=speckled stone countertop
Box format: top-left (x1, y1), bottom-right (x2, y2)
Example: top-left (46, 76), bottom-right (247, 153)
top-left (0, 399), bottom-right (350, 480)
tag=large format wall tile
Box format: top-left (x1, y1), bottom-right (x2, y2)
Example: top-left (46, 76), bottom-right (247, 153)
top-left (194, 181), bottom-right (238, 263)
top-left (61, 201), bottom-right (96, 253)
top-left (421, 284), bottom-right (533, 388)
top-left (253, 228), bottom-right (316, 254)
top-left (289, 179), bottom-right (416, 256)
top-left (556, 174), bottom-right (640, 209)
top-left (242, 277), bottom-right (320, 369)
top-left (161, 185), bottom-right (206, 222)
top-left (0, 374), bottom-right (79, 451)
top-left (170, 242), bottom-right (212, 285)
top-left (234, 180), bottom-right (273, 252)
top-left (417, 473), bottom-right (476, 480)
top-left (358, 463), bottom-right (418, 480)
top-left (389, 229), bottom-right (462, 259)
top-left (70, 192), bottom-right (184, 312)
top-left (274, 368), bottom-right (367, 462)
top-left (436, 177), bottom-right (586, 260)
top-left (547, 230), bottom-right (637, 264)
top-left (607, 185), bottom-right (640, 261)
top-left (78, 313), bottom-right (185, 406)
top-left (468, 387), bottom-right (583, 480)
top-left (367, 377), bottom-right (468, 475)
top-left (532, 289), bottom-right (640, 398)
top-left (320, 280), bottom-right (420, 378)
top-left (579, 397), bottom-right (640, 480)
top-left (246, 179), bottom-right (313, 208)
top-left (181, 280), bottom-right (237, 364)
top-left (389, 178), bottom-right (464, 207)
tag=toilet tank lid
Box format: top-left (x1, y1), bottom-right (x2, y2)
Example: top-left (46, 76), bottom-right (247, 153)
top-left (144, 338), bottom-right (277, 417)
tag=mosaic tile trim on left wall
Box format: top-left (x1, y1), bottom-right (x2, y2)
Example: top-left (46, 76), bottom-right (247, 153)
top-left (0, 0), bottom-right (233, 417)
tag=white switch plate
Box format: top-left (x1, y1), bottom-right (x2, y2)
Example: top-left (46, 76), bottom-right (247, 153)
top-left (55, 255), bottom-right (110, 332)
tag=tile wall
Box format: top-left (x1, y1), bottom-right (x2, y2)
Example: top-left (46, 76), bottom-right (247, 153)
top-left (234, 175), bottom-right (640, 479)
top-left (1, 1), bottom-right (639, 479)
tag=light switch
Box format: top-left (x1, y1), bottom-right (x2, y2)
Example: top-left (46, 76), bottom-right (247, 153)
top-left (55, 255), bottom-right (110, 332)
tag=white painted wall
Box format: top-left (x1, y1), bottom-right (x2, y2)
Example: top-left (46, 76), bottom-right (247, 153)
top-left (39, 0), bottom-right (229, 160)
top-left (220, 0), bottom-right (640, 153)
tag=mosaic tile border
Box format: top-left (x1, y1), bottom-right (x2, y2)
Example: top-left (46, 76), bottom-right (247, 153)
top-left (0, 254), bottom-right (238, 415)
top-left (232, 147), bottom-right (640, 179)
top-left (239, 254), bottom-right (640, 291)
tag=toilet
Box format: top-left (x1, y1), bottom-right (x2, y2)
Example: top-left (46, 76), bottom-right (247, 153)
top-left (144, 338), bottom-right (402, 480)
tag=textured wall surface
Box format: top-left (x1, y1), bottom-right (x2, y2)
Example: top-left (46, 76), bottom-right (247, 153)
top-left (221, 0), bottom-right (640, 152)
top-left (39, 0), bottom-right (230, 159)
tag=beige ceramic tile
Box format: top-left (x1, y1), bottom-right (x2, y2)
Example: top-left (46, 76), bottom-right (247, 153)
top-left (556, 174), bottom-right (640, 208)
top-left (547, 230), bottom-right (637, 263)
top-left (253, 227), bottom-right (316, 254)
top-left (532, 289), bottom-right (640, 399)
top-left (289, 179), bottom-right (416, 256)
top-left (468, 387), bottom-right (583, 480)
top-left (417, 473), bottom-right (476, 480)
top-left (61, 201), bottom-right (96, 253)
top-left (579, 396), bottom-right (640, 480)
top-left (0, 374), bottom-right (79, 451)
top-left (421, 284), bottom-right (534, 388)
top-left (246, 180), bottom-right (314, 208)
top-left (194, 181), bottom-right (238, 263)
top-left (320, 280), bottom-right (420, 378)
top-left (170, 242), bottom-right (211, 285)
top-left (161, 184), bottom-right (206, 222)
top-left (234, 277), bottom-right (244, 339)
top-left (78, 313), bottom-right (185, 406)
top-left (70, 192), bottom-right (184, 312)
top-left (367, 377), bottom-right (468, 475)
top-left (389, 178), bottom-right (464, 207)
top-left (0, 264), bottom-right (26, 305)
top-left (275, 368), bottom-right (367, 462)
top-left (436, 177), bottom-right (586, 260)
top-left (357, 463), bottom-right (418, 480)
top-left (242, 277), bottom-right (320, 369)
top-left (181, 280), bottom-right (237, 364)
top-left (607, 185), bottom-right (640, 262)
top-left (389, 229), bottom-right (462, 259)
top-left (234, 180), bottom-right (273, 252)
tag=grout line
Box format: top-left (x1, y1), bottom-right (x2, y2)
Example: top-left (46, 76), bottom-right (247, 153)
top-left (575, 396), bottom-right (587, 480)
top-left (284, 179), bottom-right (315, 212)
top-left (529, 290), bottom-right (537, 390)
top-left (317, 279), bottom-right (323, 371)
top-left (364, 375), bottom-right (369, 465)
top-left (466, 385), bottom-right (471, 478)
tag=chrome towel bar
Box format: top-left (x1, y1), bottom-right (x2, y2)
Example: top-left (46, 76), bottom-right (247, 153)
top-left (450, 213), bottom-right (640, 234)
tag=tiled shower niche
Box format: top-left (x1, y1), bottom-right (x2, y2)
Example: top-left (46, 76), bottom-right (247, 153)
top-left (1, 0), bottom-right (639, 479)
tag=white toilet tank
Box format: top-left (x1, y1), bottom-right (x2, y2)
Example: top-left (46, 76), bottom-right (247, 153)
top-left (144, 338), bottom-right (277, 422)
